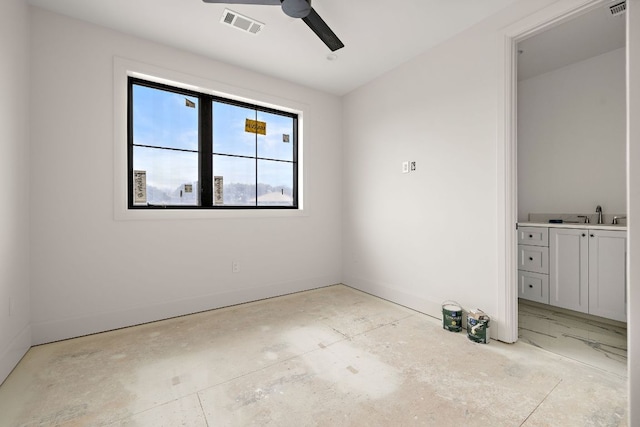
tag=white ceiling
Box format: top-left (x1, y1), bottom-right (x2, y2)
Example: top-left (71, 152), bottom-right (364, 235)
top-left (27, 0), bottom-right (521, 95)
top-left (518, 3), bottom-right (625, 81)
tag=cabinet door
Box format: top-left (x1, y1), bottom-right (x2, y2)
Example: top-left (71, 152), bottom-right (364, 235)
top-left (549, 228), bottom-right (589, 313)
top-left (588, 230), bottom-right (627, 322)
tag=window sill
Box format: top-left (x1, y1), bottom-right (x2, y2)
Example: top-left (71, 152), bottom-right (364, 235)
top-left (114, 206), bottom-right (308, 221)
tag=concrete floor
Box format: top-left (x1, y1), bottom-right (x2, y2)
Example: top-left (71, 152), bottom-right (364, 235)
top-left (0, 285), bottom-right (627, 426)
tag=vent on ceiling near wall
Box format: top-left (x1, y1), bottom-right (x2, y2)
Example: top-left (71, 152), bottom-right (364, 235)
top-left (220, 9), bottom-right (264, 35)
top-left (609, 1), bottom-right (626, 17)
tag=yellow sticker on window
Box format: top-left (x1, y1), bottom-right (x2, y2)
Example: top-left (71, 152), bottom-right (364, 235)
top-left (245, 119), bottom-right (266, 135)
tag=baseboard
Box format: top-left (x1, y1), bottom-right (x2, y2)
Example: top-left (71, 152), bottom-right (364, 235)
top-left (0, 324), bottom-right (31, 386)
top-left (342, 276), bottom-right (499, 340)
top-left (31, 275), bottom-right (339, 345)
top-left (342, 275), bottom-right (443, 319)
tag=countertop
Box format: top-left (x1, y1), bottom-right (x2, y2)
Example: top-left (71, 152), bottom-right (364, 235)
top-left (518, 222), bottom-right (627, 231)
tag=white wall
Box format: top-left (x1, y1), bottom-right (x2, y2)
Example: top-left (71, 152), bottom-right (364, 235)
top-left (518, 48), bottom-right (626, 222)
top-left (627, 0), bottom-right (639, 423)
top-left (341, 1), bottom-right (556, 336)
top-left (29, 8), bottom-right (343, 344)
top-left (0, 0), bottom-right (31, 384)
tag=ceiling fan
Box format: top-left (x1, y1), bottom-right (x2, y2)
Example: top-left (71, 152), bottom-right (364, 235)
top-left (202, 0), bottom-right (344, 52)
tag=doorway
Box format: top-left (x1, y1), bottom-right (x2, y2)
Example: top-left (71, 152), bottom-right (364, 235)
top-left (498, 0), bottom-right (628, 354)
top-left (514, 3), bottom-right (627, 375)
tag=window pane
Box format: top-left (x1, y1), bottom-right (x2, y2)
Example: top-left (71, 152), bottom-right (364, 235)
top-left (212, 102), bottom-right (256, 157)
top-left (257, 160), bottom-right (294, 207)
top-left (212, 155), bottom-right (256, 206)
top-left (257, 111), bottom-right (294, 161)
top-left (133, 146), bottom-right (199, 205)
top-left (129, 77), bottom-right (298, 210)
top-left (132, 85), bottom-right (199, 151)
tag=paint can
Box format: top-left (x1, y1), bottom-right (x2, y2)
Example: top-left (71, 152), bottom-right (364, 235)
top-left (467, 309), bottom-right (490, 343)
top-left (442, 301), bottom-right (463, 332)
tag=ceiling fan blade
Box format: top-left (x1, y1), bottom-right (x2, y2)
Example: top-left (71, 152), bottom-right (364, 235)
top-left (302, 8), bottom-right (344, 52)
top-left (202, 0), bottom-right (280, 5)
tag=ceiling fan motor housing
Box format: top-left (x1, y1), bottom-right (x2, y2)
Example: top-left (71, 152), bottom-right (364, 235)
top-left (281, 0), bottom-right (311, 18)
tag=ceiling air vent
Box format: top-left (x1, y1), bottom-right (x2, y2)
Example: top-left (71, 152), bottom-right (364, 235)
top-left (609, 1), bottom-right (626, 16)
top-left (220, 9), bottom-right (264, 35)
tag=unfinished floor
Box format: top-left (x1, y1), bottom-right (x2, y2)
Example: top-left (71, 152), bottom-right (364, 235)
top-left (0, 285), bottom-right (628, 426)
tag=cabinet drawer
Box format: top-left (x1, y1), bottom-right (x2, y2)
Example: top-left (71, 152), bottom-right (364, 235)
top-left (518, 270), bottom-right (549, 304)
top-left (518, 227), bottom-right (549, 247)
top-left (518, 245), bottom-right (549, 274)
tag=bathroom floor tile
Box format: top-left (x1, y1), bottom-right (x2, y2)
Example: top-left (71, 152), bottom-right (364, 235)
top-left (518, 301), bottom-right (627, 377)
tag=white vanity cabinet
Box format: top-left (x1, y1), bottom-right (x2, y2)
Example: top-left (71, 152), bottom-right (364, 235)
top-left (517, 226), bottom-right (549, 304)
top-left (549, 228), bottom-right (627, 322)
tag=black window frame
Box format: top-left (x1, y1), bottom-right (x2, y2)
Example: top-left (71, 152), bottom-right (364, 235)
top-left (127, 77), bottom-right (299, 210)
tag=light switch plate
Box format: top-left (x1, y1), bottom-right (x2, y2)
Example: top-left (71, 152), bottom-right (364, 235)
top-left (402, 161), bottom-right (409, 174)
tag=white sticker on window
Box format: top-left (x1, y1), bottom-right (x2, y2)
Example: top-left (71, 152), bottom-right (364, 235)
top-left (283, 134), bottom-right (290, 143)
top-left (184, 184), bottom-right (193, 193)
top-left (214, 176), bottom-right (224, 205)
top-left (133, 170), bottom-right (147, 204)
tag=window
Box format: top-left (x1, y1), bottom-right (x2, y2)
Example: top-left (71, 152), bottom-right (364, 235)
top-left (128, 77), bottom-right (298, 209)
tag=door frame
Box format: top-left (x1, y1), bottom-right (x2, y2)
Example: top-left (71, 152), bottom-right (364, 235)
top-left (497, 0), bottom-right (607, 343)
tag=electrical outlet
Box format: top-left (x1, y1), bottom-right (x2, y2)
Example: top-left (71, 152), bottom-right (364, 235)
top-left (402, 161), bottom-right (409, 174)
top-left (410, 161), bottom-right (416, 171)
top-left (232, 261), bottom-right (240, 273)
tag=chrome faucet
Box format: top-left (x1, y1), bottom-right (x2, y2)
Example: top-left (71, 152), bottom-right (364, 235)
top-left (612, 216), bottom-right (626, 225)
top-left (596, 205), bottom-right (603, 224)
top-left (577, 215), bottom-right (590, 224)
